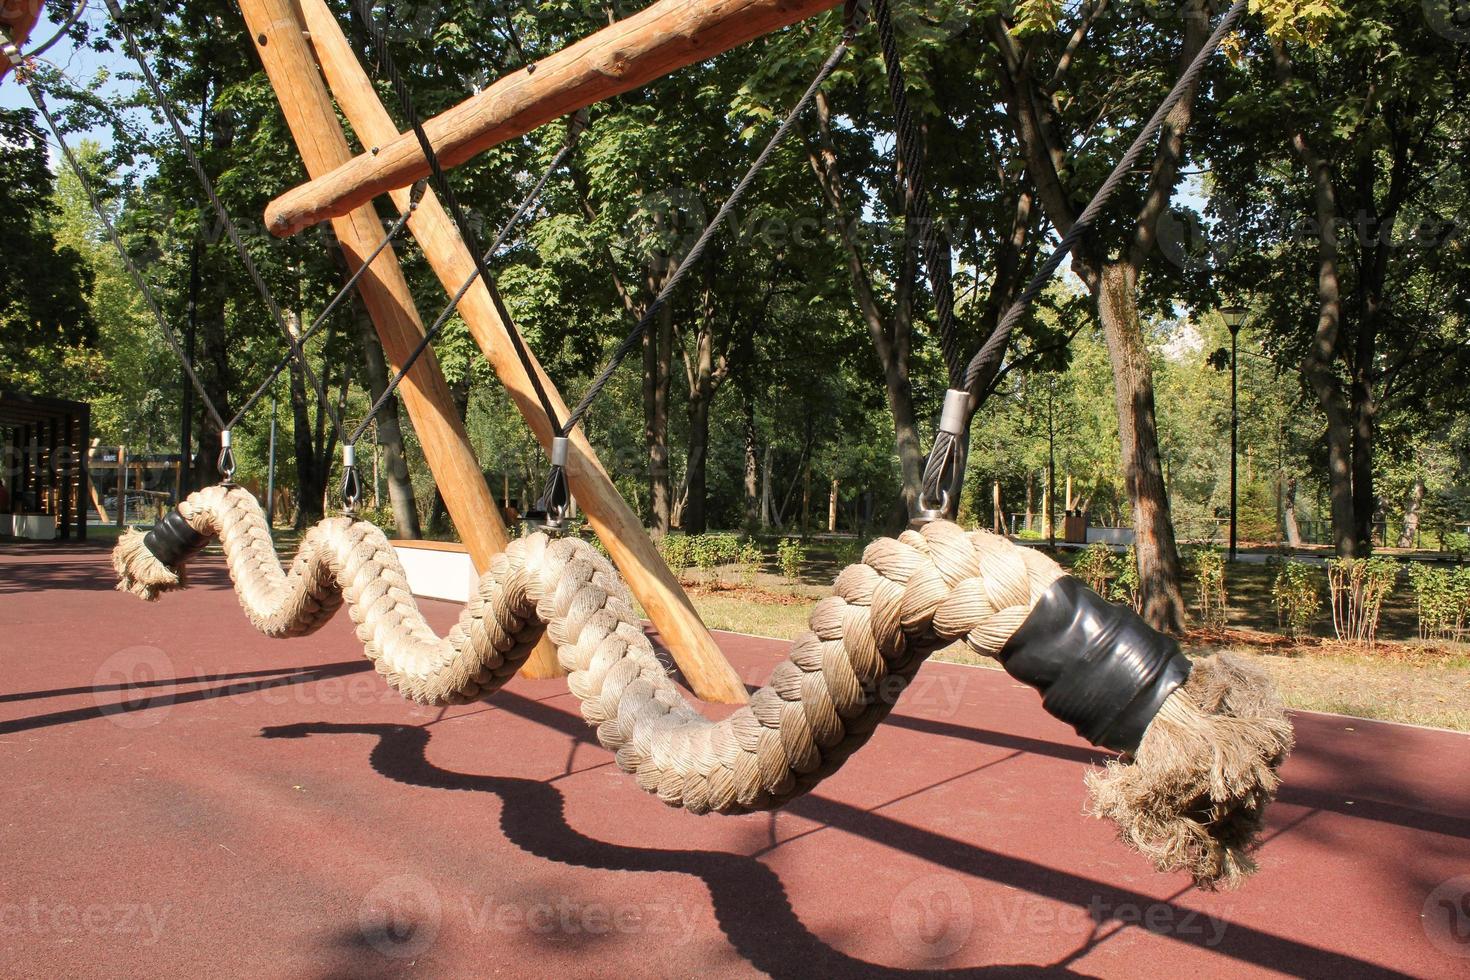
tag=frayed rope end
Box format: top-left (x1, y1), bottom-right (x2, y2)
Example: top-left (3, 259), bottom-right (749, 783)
top-left (1085, 653), bottom-right (1294, 890)
top-left (111, 527), bottom-right (187, 601)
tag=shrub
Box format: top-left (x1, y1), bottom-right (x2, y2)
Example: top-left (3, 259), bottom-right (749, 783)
top-left (1407, 564), bottom-right (1470, 642)
top-left (1193, 546), bottom-right (1228, 630)
top-left (1071, 543), bottom-right (1114, 595)
top-left (777, 537), bottom-right (806, 581)
top-left (833, 539), bottom-right (864, 568)
top-left (683, 532), bottom-right (741, 584)
top-left (659, 534), bottom-right (692, 577)
top-left (1111, 545), bottom-right (1142, 613)
top-left (1272, 559), bottom-right (1321, 641)
top-left (736, 542), bottom-right (764, 587)
top-left (1328, 556), bottom-right (1399, 646)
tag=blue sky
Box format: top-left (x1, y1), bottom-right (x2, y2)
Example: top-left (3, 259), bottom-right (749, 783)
top-left (3, 4), bottom-right (140, 151)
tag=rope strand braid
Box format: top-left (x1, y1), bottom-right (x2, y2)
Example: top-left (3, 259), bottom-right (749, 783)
top-left (113, 488), bottom-right (1290, 888)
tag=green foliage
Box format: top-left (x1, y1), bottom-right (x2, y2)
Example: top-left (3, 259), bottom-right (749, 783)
top-left (777, 538), bottom-right (806, 582)
top-left (1271, 559), bottom-right (1322, 641)
top-left (736, 541), bottom-right (764, 587)
top-left (659, 534), bottom-right (692, 576)
top-left (1406, 565), bottom-right (1470, 643)
top-left (1328, 557), bottom-right (1400, 646)
top-left (1072, 543), bottom-right (1114, 595)
top-left (1111, 546), bottom-right (1142, 613)
top-left (1193, 546), bottom-right (1229, 630)
top-left (0, 107), bottom-right (96, 390)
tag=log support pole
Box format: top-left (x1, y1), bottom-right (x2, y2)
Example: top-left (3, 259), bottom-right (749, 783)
top-left (266, 0), bottom-right (842, 235)
top-left (237, 0), bottom-right (563, 679)
top-left (293, 0), bottom-right (747, 704)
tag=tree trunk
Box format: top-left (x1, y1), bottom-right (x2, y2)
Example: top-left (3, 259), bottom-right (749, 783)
top-left (1096, 262), bottom-right (1187, 633)
top-left (286, 322), bottom-right (324, 529)
top-left (760, 444), bottom-right (775, 529)
top-left (644, 300), bottom-right (673, 536)
top-left (806, 92), bottom-right (923, 514)
top-left (1397, 476), bottom-right (1423, 549)
top-left (743, 397), bottom-right (759, 531)
top-left (828, 477), bottom-right (839, 532)
top-left (336, 252), bottom-right (420, 537)
top-left (1282, 473), bottom-right (1302, 547)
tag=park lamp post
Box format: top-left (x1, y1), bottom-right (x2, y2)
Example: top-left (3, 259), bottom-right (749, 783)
top-left (1219, 304), bottom-right (1250, 561)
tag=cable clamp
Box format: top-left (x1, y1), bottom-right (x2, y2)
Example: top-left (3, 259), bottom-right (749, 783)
top-left (340, 443), bottom-right (362, 515)
top-left (217, 429), bottom-right (237, 484)
top-left (911, 389), bottom-right (970, 527)
top-left (527, 436), bottom-right (572, 534)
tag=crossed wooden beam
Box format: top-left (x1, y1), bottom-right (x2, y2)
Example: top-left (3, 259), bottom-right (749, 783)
top-left (236, 0), bottom-right (843, 702)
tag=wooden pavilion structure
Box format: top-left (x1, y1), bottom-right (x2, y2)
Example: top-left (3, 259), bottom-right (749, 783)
top-left (0, 391), bottom-right (90, 542)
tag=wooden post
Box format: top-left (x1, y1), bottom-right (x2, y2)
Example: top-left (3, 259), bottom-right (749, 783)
top-left (77, 407), bottom-right (89, 541)
top-left (237, 0), bottom-right (563, 678)
top-left (296, 0), bottom-right (746, 704)
top-left (993, 481), bottom-right (1003, 535)
top-left (267, 0), bottom-right (842, 235)
top-left (115, 444), bottom-right (126, 527)
top-left (828, 477), bottom-right (838, 533)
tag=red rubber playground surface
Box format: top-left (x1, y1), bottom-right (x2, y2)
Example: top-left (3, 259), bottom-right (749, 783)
top-left (2, 540), bottom-right (1468, 978)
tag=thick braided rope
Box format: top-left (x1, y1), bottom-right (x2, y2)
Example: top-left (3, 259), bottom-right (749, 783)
top-left (140, 488), bottom-right (1064, 810)
top-left (524, 521), bottom-right (1065, 813)
top-left (173, 486), bottom-right (548, 704)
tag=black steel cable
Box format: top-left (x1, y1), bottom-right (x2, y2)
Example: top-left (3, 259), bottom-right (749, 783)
top-left (346, 132), bottom-right (580, 446)
top-left (961, 0), bottom-right (1250, 394)
top-left (348, 0), bottom-right (564, 436)
top-left (916, 0), bottom-right (1250, 520)
top-left (228, 188), bottom-right (422, 431)
top-left (24, 79), bottom-right (229, 434)
top-left (559, 37), bottom-right (852, 437)
top-left (101, 0), bottom-right (346, 443)
top-left (873, 0), bottom-right (964, 388)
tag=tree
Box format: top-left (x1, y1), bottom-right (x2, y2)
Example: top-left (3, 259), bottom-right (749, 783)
top-left (1203, 0), bottom-right (1469, 555)
top-left (0, 106), bottom-right (95, 389)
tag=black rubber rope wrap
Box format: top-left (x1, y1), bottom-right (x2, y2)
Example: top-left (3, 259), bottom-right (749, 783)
top-left (996, 576), bottom-right (1191, 754)
top-left (142, 509), bottom-right (210, 569)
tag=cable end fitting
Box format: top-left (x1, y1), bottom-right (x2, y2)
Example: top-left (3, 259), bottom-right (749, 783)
top-left (217, 429), bottom-right (237, 484)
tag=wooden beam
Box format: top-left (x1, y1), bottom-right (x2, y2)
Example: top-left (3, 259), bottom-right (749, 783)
top-left (238, 0), bottom-right (563, 679)
top-left (296, 0), bottom-right (748, 705)
top-left (266, 0), bottom-right (841, 235)
top-left (0, 0), bottom-right (43, 84)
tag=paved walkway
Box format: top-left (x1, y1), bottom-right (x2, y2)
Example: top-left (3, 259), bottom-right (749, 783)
top-left (2, 540), bottom-right (1468, 978)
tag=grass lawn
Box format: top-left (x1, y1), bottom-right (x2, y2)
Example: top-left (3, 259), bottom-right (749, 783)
top-left (680, 546), bottom-right (1470, 733)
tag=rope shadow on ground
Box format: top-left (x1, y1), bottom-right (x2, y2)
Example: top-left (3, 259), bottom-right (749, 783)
top-left (258, 719), bottom-right (1403, 979)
